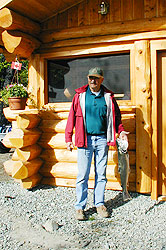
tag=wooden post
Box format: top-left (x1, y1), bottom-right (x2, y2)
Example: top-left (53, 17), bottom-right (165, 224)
top-left (151, 41), bottom-right (159, 200)
top-left (28, 54), bottom-right (46, 109)
top-left (150, 40), bottom-right (166, 199)
top-left (134, 40), bottom-right (152, 193)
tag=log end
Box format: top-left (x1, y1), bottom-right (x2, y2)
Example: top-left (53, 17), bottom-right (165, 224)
top-left (0, 8), bottom-right (12, 28)
top-left (3, 160), bottom-right (13, 176)
top-left (20, 173), bottom-right (42, 189)
top-left (12, 162), bottom-right (27, 179)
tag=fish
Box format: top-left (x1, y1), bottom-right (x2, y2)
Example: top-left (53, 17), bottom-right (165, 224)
top-left (116, 138), bottom-right (132, 201)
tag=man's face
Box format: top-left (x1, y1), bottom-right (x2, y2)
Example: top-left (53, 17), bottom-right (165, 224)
top-left (88, 76), bottom-right (104, 92)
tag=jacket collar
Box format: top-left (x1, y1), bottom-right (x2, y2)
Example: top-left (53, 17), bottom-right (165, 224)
top-left (75, 84), bottom-right (89, 93)
top-left (75, 84), bottom-right (114, 96)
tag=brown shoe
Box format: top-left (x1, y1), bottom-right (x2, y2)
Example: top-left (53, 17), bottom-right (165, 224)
top-left (76, 209), bottom-right (85, 221)
top-left (96, 205), bottom-right (109, 218)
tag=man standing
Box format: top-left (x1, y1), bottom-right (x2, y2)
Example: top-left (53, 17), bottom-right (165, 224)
top-left (65, 67), bottom-right (127, 220)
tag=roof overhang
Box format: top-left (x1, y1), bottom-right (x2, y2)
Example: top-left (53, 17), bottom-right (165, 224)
top-left (0, 0), bottom-right (84, 23)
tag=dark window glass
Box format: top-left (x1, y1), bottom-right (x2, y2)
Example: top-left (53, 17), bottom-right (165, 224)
top-left (48, 53), bottom-right (130, 102)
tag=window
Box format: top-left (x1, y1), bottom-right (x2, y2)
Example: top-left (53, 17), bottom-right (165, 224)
top-left (48, 53), bottom-right (130, 102)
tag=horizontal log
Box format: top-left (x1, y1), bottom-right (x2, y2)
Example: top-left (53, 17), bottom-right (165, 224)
top-left (7, 128), bottom-right (42, 148)
top-left (17, 113), bottom-right (41, 129)
top-left (0, 8), bottom-right (40, 35)
top-left (119, 106), bottom-right (136, 114)
top-left (122, 114), bottom-right (136, 133)
top-left (39, 30), bottom-right (166, 51)
top-left (39, 110), bottom-right (69, 120)
top-left (40, 148), bottom-right (78, 162)
top-left (39, 162), bottom-right (135, 182)
top-left (41, 177), bottom-right (136, 191)
top-left (2, 30), bottom-right (40, 58)
top-left (39, 114), bottom-right (135, 134)
top-left (39, 119), bottom-right (67, 133)
top-left (40, 148), bottom-right (136, 165)
top-left (42, 103), bottom-right (136, 114)
top-left (42, 104), bottom-right (71, 113)
top-left (19, 173), bottom-right (42, 189)
top-left (3, 107), bottom-right (39, 122)
top-left (38, 133), bottom-right (67, 149)
top-left (12, 144), bottom-right (42, 161)
top-left (40, 17), bottom-right (166, 43)
top-left (38, 133), bottom-right (136, 150)
top-left (7, 158), bottom-right (43, 179)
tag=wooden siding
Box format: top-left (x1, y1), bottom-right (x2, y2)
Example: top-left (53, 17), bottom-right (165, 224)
top-left (41, 0), bottom-right (166, 31)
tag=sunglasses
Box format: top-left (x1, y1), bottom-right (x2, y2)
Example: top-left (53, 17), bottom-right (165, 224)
top-left (88, 76), bottom-right (100, 80)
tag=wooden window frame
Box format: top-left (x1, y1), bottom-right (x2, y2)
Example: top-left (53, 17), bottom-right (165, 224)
top-left (41, 43), bottom-right (135, 106)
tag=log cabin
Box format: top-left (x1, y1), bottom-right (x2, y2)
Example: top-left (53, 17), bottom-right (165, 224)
top-left (0, 0), bottom-right (166, 200)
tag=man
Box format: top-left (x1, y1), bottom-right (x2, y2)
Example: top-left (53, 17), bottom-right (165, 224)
top-left (65, 67), bottom-right (128, 220)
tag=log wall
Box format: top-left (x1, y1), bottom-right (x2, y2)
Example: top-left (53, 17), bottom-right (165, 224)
top-left (38, 103), bottom-right (136, 192)
top-left (3, 105), bottom-right (136, 192)
top-left (3, 108), bottom-right (43, 189)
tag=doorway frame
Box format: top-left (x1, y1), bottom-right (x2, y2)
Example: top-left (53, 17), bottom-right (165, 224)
top-left (151, 39), bottom-right (166, 200)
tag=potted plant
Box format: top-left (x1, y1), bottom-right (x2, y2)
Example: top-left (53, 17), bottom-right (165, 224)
top-left (0, 83), bottom-right (29, 110)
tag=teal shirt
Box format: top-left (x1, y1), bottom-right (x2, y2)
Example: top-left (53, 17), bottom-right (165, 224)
top-left (85, 86), bottom-right (107, 135)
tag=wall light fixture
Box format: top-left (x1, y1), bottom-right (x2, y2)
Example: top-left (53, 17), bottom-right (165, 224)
top-left (98, 1), bottom-right (109, 15)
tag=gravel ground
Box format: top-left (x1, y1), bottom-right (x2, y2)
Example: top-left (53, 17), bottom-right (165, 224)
top-left (0, 152), bottom-right (166, 250)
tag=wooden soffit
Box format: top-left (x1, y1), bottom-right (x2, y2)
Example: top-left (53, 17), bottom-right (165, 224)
top-left (0, 0), bottom-right (84, 23)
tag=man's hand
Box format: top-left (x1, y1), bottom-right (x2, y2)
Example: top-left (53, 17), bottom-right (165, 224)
top-left (119, 131), bottom-right (129, 141)
top-left (66, 142), bottom-right (74, 151)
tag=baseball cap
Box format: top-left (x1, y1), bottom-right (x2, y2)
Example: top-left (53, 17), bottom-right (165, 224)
top-left (88, 67), bottom-right (104, 78)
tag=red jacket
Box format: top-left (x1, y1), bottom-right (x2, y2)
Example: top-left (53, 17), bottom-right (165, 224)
top-left (65, 84), bottom-right (124, 147)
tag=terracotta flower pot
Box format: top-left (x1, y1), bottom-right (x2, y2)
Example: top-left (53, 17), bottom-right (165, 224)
top-left (8, 97), bottom-right (27, 110)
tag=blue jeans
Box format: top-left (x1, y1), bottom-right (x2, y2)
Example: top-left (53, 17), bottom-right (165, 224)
top-left (75, 135), bottom-right (109, 210)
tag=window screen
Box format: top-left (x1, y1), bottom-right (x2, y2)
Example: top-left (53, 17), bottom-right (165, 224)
top-left (48, 53), bottom-right (130, 102)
